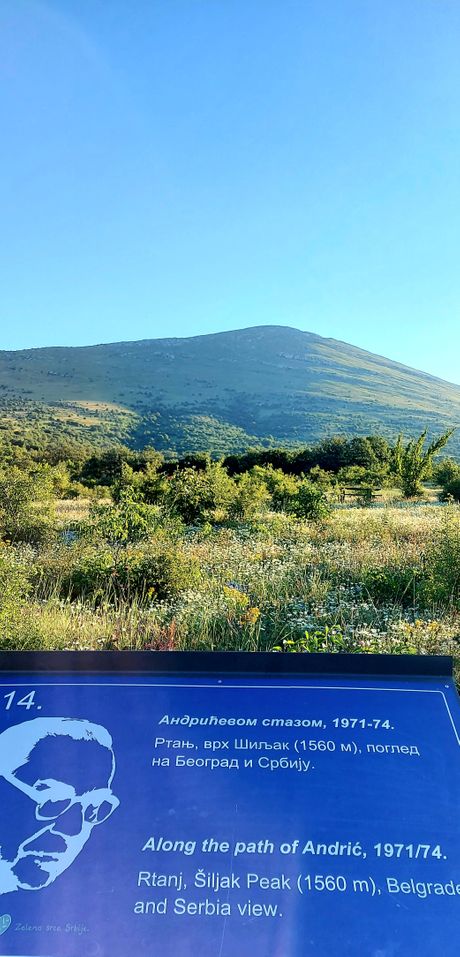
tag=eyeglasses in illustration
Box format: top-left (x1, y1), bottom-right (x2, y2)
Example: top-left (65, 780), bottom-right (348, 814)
top-left (0, 717), bottom-right (119, 894)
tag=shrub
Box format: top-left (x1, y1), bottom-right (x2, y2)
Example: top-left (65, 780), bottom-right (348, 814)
top-left (0, 466), bottom-right (56, 546)
top-left (90, 486), bottom-right (161, 547)
top-left (440, 478), bottom-right (460, 503)
top-left (275, 626), bottom-right (349, 653)
top-left (361, 564), bottom-right (419, 606)
top-left (229, 471), bottom-right (271, 519)
top-left (393, 429), bottom-right (455, 498)
top-left (289, 480), bottom-right (332, 521)
top-left (164, 464), bottom-right (235, 523)
top-left (44, 544), bottom-right (201, 605)
top-left (138, 462), bottom-right (167, 504)
top-left (0, 546), bottom-right (33, 645)
top-left (307, 465), bottom-right (335, 486)
top-left (65, 481), bottom-right (92, 499)
top-left (433, 458), bottom-right (460, 490)
top-left (113, 548), bottom-right (201, 602)
top-left (253, 466), bottom-right (299, 512)
top-left (47, 462), bottom-right (72, 497)
top-left (422, 506), bottom-right (460, 607)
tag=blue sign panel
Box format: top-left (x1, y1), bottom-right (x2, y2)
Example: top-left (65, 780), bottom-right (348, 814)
top-left (0, 655), bottom-right (459, 956)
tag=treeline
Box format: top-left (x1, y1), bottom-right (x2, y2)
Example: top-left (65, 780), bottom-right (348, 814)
top-left (1, 429), bottom-right (459, 529)
top-left (41, 434), bottom-right (397, 488)
top-left (38, 430), bottom-right (459, 501)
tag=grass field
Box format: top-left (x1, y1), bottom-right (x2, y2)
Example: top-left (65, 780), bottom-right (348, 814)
top-left (2, 500), bottom-right (459, 672)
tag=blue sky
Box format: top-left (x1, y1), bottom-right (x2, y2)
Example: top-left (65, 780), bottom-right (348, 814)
top-left (1, 0), bottom-right (460, 383)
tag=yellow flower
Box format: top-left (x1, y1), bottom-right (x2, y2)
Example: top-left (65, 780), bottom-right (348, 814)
top-left (243, 606), bottom-right (261, 624)
top-left (223, 585), bottom-right (249, 607)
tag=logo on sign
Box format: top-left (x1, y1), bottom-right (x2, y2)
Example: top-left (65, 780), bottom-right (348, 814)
top-left (0, 913), bottom-right (11, 935)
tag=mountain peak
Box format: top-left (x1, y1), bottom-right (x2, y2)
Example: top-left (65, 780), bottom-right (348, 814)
top-left (0, 325), bottom-right (458, 456)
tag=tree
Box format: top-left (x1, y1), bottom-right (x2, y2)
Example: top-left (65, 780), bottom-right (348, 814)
top-left (343, 437), bottom-right (378, 469)
top-left (306, 465), bottom-right (336, 487)
top-left (251, 466), bottom-right (299, 512)
top-left (229, 470), bottom-right (271, 519)
top-left (90, 486), bottom-right (159, 549)
top-left (311, 437), bottom-right (348, 472)
top-left (0, 466), bottom-right (55, 544)
top-left (393, 429), bottom-right (455, 498)
top-left (432, 457), bottom-right (460, 490)
top-left (289, 479), bottom-right (332, 521)
top-left (366, 435), bottom-right (391, 466)
top-left (440, 478), bottom-right (460, 502)
top-left (337, 463), bottom-right (390, 493)
top-left (138, 462), bottom-right (168, 505)
top-left (163, 464), bottom-right (235, 524)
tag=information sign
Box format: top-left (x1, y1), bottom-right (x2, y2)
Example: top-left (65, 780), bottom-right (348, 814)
top-left (0, 651), bottom-right (459, 956)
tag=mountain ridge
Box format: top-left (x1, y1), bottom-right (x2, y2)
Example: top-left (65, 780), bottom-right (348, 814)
top-left (4, 324), bottom-right (458, 386)
top-left (0, 325), bottom-right (459, 456)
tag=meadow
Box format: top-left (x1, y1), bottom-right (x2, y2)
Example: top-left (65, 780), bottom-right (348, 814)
top-left (2, 496), bottom-right (460, 668)
top-left (1, 432), bottom-right (460, 669)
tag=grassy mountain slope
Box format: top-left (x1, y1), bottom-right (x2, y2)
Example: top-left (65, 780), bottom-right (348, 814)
top-left (1, 326), bottom-right (459, 455)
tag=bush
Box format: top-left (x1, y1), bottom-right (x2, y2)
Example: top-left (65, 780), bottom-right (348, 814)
top-left (47, 462), bottom-right (72, 497)
top-left (43, 544), bottom-right (201, 605)
top-left (114, 549), bottom-right (201, 602)
top-left (337, 464), bottom-right (389, 492)
top-left (422, 506), bottom-right (460, 607)
top-left (229, 471), bottom-right (271, 519)
top-left (0, 466), bottom-right (56, 546)
top-left (164, 464), bottom-right (235, 523)
top-left (0, 546), bottom-right (33, 645)
top-left (393, 429), bottom-right (455, 498)
top-left (289, 480), bottom-right (332, 521)
top-left (440, 479), bottom-right (460, 503)
top-left (275, 626), bottom-right (349, 653)
top-left (90, 486), bottom-right (161, 547)
top-left (433, 458), bottom-right (460, 490)
top-left (252, 466), bottom-right (299, 512)
top-left (361, 564), bottom-right (419, 606)
top-left (307, 465), bottom-right (336, 486)
top-left (138, 462), bottom-right (167, 504)
top-left (65, 481), bottom-right (92, 499)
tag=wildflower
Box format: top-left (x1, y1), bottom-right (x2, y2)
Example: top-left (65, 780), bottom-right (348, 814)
top-left (243, 606), bottom-right (261, 625)
top-left (223, 585), bottom-right (249, 606)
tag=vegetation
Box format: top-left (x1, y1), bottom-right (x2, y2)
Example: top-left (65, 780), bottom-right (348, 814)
top-left (0, 423), bottom-right (459, 670)
top-left (393, 429), bottom-right (455, 498)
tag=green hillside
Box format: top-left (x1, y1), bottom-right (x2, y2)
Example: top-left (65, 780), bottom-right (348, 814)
top-left (1, 326), bottom-right (459, 455)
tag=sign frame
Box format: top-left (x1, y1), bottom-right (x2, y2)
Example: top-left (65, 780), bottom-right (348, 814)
top-left (0, 649), bottom-right (453, 677)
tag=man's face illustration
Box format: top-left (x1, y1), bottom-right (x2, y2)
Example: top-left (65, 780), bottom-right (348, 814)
top-left (0, 720), bottom-right (119, 892)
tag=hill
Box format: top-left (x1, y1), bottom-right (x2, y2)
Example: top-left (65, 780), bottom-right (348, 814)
top-left (1, 326), bottom-right (459, 455)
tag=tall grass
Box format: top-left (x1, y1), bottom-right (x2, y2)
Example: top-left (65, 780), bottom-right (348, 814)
top-left (1, 503), bottom-right (460, 660)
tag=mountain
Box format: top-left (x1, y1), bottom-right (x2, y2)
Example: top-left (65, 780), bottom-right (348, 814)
top-left (1, 326), bottom-right (459, 456)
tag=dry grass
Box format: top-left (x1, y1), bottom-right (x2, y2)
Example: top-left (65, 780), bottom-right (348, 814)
top-left (2, 502), bottom-right (459, 661)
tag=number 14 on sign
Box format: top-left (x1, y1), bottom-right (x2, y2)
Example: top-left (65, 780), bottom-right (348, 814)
top-left (3, 690), bottom-right (39, 710)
